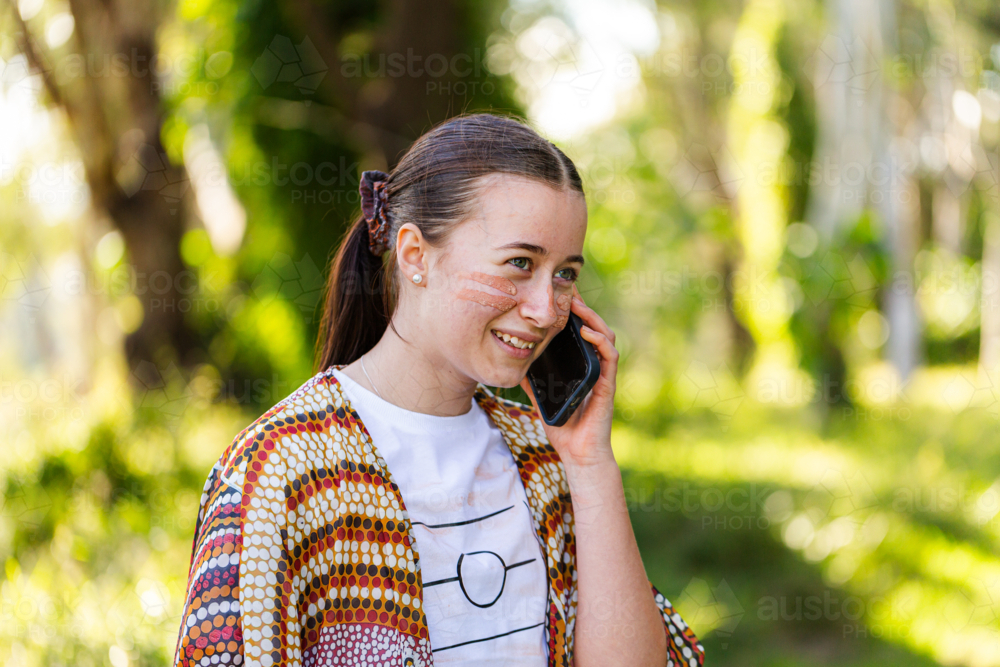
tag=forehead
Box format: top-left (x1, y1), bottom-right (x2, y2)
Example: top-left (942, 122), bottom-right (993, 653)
top-left (458, 173), bottom-right (587, 246)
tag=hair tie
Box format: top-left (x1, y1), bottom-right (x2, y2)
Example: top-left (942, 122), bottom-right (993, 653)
top-left (359, 170), bottom-right (391, 255)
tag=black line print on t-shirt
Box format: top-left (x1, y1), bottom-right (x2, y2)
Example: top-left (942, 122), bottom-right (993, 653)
top-left (416, 503), bottom-right (546, 653)
top-left (410, 504), bottom-right (515, 529)
top-left (418, 504), bottom-right (535, 605)
top-left (423, 551), bottom-right (536, 604)
top-left (432, 620), bottom-right (547, 653)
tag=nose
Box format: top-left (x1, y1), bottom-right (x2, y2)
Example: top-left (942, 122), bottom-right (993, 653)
top-left (517, 279), bottom-right (560, 330)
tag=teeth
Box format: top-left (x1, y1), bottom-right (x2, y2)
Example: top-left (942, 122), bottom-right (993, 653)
top-left (493, 330), bottom-right (535, 350)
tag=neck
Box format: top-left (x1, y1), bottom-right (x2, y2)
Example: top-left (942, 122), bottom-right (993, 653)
top-left (340, 322), bottom-right (479, 417)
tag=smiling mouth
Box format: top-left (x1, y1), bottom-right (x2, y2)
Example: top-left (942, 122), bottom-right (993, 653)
top-left (490, 329), bottom-right (536, 350)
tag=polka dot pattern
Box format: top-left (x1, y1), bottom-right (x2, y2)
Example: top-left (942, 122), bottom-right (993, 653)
top-left (173, 365), bottom-right (704, 667)
top-left (303, 624), bottom-right (432, 665)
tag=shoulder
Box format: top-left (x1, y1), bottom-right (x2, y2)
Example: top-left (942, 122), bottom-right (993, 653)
top-left (474, 383), bottom-right (569, 492)
top-left (211, 369), bottom-right (347, 490)
top-left (474, 384), bottom-right (549, 446)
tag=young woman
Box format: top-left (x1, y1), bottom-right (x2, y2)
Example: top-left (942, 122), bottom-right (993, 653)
top-left (173, 113), bottom-right (704, 667)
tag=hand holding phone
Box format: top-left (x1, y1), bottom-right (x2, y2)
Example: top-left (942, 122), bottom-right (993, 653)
top-left (525, 311), bottom-right (601, 426)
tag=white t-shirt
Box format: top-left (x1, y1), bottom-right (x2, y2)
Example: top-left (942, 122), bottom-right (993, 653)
top-left (331, 369), bottom-right (550, 665)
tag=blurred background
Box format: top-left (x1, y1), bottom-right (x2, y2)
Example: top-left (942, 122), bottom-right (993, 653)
top-left (1, 0), bottom-right (999, 664)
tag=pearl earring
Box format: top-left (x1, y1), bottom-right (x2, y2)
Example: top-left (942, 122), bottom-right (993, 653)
top-left (412, 274), bottom-right (423, 284)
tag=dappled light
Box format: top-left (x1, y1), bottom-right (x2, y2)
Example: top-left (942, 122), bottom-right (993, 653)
top-left (2, 0), bottom-right (1000, 664)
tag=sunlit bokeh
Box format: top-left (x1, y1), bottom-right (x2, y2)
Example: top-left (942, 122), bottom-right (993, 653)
top-left (2, 0), bottom-right (1000, 664)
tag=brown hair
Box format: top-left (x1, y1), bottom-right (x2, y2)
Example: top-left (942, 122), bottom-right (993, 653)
top-left (313, 111), bottom-right (585, 373)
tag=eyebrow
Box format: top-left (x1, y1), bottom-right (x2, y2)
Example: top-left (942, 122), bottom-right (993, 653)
top-left (496, 241), bottom-right (585, 266)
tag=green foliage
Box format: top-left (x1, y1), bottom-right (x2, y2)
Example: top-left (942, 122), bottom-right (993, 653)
top-left (3, 0), bottom-right (1000, 664)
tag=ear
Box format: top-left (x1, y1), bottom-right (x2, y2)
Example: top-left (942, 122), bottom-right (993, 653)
top-left (395, 223), bottom-right (427, 277)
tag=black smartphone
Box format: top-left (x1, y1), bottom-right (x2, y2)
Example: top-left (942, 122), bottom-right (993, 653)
top-left (525, 311), bottom-right (602, 426)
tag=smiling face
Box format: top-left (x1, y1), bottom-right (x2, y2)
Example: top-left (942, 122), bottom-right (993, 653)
top-left (401, 172), bottom-right (587, 389)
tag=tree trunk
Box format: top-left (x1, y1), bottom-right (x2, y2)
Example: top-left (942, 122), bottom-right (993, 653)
top-left (279, 0), bottom-right (481, 168)
top-left (873, 0), bottom-right (921, 380)
top-left (980, 214), bottom-right (1000, 370)
top-left (9, 0), bottom-right (203, 368)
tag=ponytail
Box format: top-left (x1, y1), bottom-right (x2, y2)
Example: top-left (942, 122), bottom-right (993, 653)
top-left (314, 214), bottom-right (393, 371)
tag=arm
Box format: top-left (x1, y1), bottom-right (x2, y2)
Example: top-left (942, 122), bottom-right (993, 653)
top-left (174, 438), bottom-right (296, 667)
top-left (173, 462), bottom-right (245, 667)
top-left (566, 458), bottom-right (705, 667)
top-left (519, 285), bottom-right (704, 667)
top-left (566, 458), bottom-right (668, 666)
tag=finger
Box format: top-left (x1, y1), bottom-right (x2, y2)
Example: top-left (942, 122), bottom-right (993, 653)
top-left (571, 295), bottom-right (616, 346)
top-left (579, 328), bottom-right (618, 407)
top-left (580, 325), bottom-right (619, 378)
top-left (580, 324), bottom-right (617, 360)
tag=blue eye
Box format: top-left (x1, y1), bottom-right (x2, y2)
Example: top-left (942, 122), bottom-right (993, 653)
top-left (507, 257), bottom-right (578, 282)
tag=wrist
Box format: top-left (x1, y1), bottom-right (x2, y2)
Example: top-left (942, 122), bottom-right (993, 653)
top-left (560, 440), bottom-right (617, 472)
top-left (563, 455), bottom-right (622, 500)
top-left (563, 451), bottom-right (618, 476)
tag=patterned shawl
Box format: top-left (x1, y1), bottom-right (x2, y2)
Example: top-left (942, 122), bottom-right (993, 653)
top-left (173, 365), bottom-right (705, 666)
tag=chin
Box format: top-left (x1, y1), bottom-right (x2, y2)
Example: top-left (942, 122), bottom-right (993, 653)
top-left (479, 361), bottom-right (528, 389)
